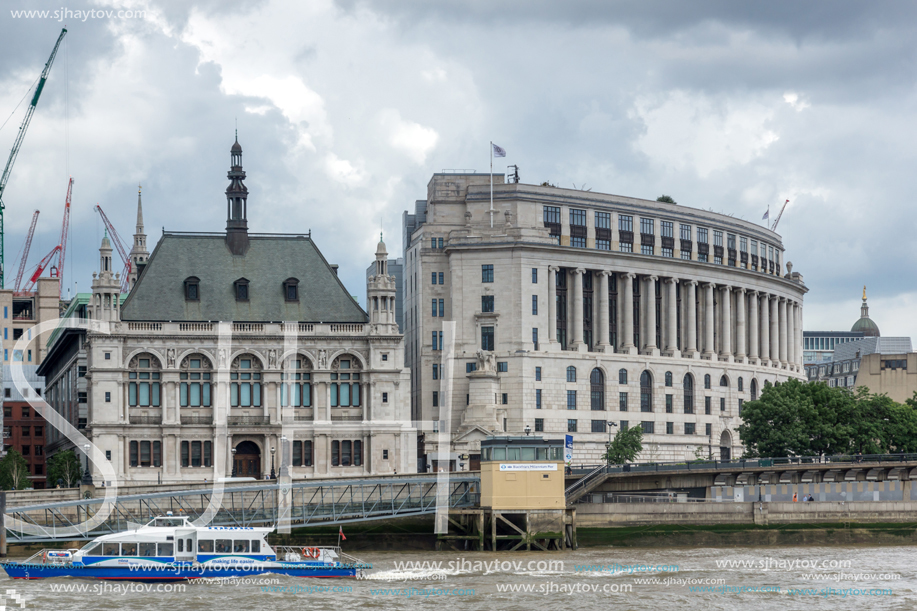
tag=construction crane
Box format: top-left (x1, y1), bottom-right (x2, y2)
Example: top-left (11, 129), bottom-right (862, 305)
top-left (770, 199), bottom-right (790, 232)
top-left (12, 210), bottom-right (39, 292)
top-left (94, 204), bottom-right (131, 292)
top-left (0, 28), bottom-right (67, 288)
top-left (20, 178), bottom-right (72, 295)
top-left (55, 176), bottom-right (72, 295)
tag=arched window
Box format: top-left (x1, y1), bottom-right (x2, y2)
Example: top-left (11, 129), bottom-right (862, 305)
top-left (640, 370), bottom-right (652, 412)
top-left (719, 375), bottom-right (728, 387)
top-left (128, 353), bottom-right (161, 407)
top-left (619, 368), bottom-right (627, 384)
top-left (234, 278), bottom-right (250, 301)
top-left (590, 368), bottom-right (605, 411)
top-left (281, 356), bottom-right (313, 408)
top-left (665, 371), bottom-right (673, 387)
top-left (283, 277), bottom-right (300, 302)
top-left (683, 373), bottom-right (694, 414)
top-left (180, 354), bottom-right (212, 408)
top-left (704, 374), bottom-right (711, 389)
top-left (184, 276), bottom-right (200, 301)
top-left (750, 379), bottom-right (758, 401)
top-left (738, 377), bottom-right (744, 392)
top-left (331, 356), bottom-right (362, 408)
top-left (566, 366), bottom-right (577, 383)
top-left (231, 355), bottom-right (262, 407)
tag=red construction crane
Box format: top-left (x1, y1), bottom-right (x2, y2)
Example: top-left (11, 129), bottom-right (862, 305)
top-left (771, 199), bottom-right (791, 232)
top-left (94, 204), bottom-right (131, 292)
top-left (12, 210), bottom-right (39, 292)
top-left (20, 177), bottom-right (73, 295)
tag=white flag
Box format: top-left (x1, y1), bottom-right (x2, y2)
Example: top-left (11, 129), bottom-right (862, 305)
top-left (762, 208), bottom-right (769, 221)
top-left (492, 143), bottom-right (506, 158)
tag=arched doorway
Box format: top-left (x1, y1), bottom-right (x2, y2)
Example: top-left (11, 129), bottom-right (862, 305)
top-left (234, 441), bottom-right (261, 477)
top-left (719, 430), bottom-right (732, 461)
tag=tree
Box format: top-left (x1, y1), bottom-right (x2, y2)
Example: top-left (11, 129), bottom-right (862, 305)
top-left (47, 449), bottom-right (83, 488)
top-left (656, 195), bottom-right (676, 204)
top-left (603, 426), bottom-right (643, 464)
top-left (0, 449), bottom-right (31, 490)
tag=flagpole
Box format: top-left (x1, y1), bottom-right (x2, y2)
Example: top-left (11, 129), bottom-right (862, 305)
top-left (489, 141), bottom-right (494, 228)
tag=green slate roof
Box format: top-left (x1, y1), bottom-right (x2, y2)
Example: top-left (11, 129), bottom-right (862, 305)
top-left (120, 233), bottom-right (367, 323)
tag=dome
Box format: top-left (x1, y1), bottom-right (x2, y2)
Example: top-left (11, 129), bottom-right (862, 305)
top-left (231, 138), bottom-right (242, 153)
top-left (851, 316), bottom-right (880, 337)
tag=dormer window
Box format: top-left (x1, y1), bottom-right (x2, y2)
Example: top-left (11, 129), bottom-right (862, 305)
top-left (184, 277), bottom-right (200, 301)
top-left (283, 278), bottom-right (299, 302)
top-left (234, 278), bottom-right (249, 301)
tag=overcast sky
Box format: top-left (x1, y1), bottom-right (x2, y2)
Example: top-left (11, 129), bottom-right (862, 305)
top-left (1, 0), bottom-right (916, 338)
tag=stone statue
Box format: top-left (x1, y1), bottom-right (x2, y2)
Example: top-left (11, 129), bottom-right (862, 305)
top-left (268, 349), bottom-right (277, 368)
top-left (318, 349), bottom-right (328, 369)
top-left (166, 348), bottom-right (176, 368)
top-left (475, 350), bottom-right (497, 374)
top-left (218, 349), bottom-right (227, 368)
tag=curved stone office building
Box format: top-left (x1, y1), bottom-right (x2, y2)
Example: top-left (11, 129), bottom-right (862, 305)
top-left (404, 174), bottom-right (807, 467)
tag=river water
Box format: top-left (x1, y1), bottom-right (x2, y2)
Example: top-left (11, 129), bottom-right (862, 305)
top-left (3, 545), bottom-right (914, 610)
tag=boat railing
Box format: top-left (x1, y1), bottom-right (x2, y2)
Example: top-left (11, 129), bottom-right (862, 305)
top-left (271, 545), bottom-right (369, 568)
top-left (21, 549), bottom-right (75, 565)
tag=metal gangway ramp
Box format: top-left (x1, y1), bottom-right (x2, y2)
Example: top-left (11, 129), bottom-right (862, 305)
top-left (5, 474), bottom-right (480, 543)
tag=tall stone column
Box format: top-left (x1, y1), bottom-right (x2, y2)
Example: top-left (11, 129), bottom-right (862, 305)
top-left (720, 286), bottom-right (732, 361)
top-left (779, 298), bottom-right (788, 367)
top-left (597, 271), bottom-right (611, 352)
top-left (644, 276), bottom-right (658, 355)
top-left (571, 268), bottom-right (586, 351)
top-left (735, 288), bottom-right (746, 362)
top-left (748, 290), bottom-right (759, 363)
top-left (770, 296), bottom-right (780, 366)
top-left (797, 303), bottom-right (804, 369)
top-left (621, 273), bottom-right (636, 354)
top-left (685, 280), bottom-right (698, 357)
top-left (759, 294), bottom-right (770, 366)
top-left (703, 283), bottom-right (715, 359)
top-left (548, 266), bottom-right (558, 346)
top-left (665, 278), bottom-right (679, 357)
top-left (786, 301), bottom-right (795, 371)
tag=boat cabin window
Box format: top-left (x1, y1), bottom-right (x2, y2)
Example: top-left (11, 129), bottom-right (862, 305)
top-left (83, 542), bottom-right (103, 556)
top-left (103, 543), bottom-right (120, 556)
top-left (121, 543), bottom-right (138, 556)
top-left (251, 540), bottom-right (261, 553)
top-left (178, 539), bottom-right (184, 552)
top-left (139, 542), bottom-right (156, 557)
top-left (154, 518), bottom-right (184, 528)
top-left (157, 543), bottom-right (173, 556)
top-left (199, 540), bottom-right (214, 553)
top-left (216, 539), bottom-right (232, 553)
top-left (186, 538), bottom-right (192, 552)
top-left (233, 540), bottom-right (250, 553)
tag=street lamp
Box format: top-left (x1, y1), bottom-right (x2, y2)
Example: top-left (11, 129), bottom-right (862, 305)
top-left (270, 446), bottom-right (276, 480)
top-left (231, 448), bottom-right (237, 478)
top-left (524, 424), bottom-right (531, 436)
top-left (82, 443), bottom-right (92, 485)
top-left (605, 421), bottom-right (618, 465)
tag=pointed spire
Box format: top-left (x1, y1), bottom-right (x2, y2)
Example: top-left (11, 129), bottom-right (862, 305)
top-left (136, 184), bottom-right (144, 233)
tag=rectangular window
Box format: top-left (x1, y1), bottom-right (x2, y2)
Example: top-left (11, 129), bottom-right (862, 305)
top-left (535, 389), bottom-right (542, 409)
top-left (567, 390), bottom-right (577, 410)
top-left (482, 295), bottom-right (495, 313)
top-left (665, 394), bottom-right (673, 413)
top-left (661, 220), bottom-right (673, 238)
top-left (738, 399), bottom-right (744, 416)
top-left (705, 396), bottom-right (711, 415)
top-left (482, 264), bottom-right (494, 283)
top-left (720, 397), bottom-right (726, 412)
top-left (501, 393), bottom-right (508, 405)
top-left (641, 243), bottom-right (653, 256)
top-left (567, 419), bottom-right (577, 433)
top-left (697, 227), bottom-right (709, 262)
top-left (619, 392), bottom-right (628, 411)
top-left (570, 208), bottom-right (587, 248)
top-left (481, 326), bottom-right (495, 351)
top-left (619, 241), bottom-right (633, 253)
top-left (685, 423), bottom-right (696, 435)
top-left (466, 362), bottom-right (477, 373)
top-left (432, 364), bottom-right (439, 380)
top-left (543, 205), bottom-right (561, 224)
top-left (705, 423), bottom-right (712, 436)
top-left (532, 295), bottom-right (538, 315)
top-left (596, 211), bottom-right (610, 229)
top-left (570, 208), bottom-right (586, 226)
top-left (432, 391), bottom-right (439, 407)
top-left (535, 418), bottom-right (544, 432)
top-left (438, 299), bottom-right (444, 317)
top-left (432, 299), bottom-right (438, 317)
top-left (497, 361), bottom-right (508, 372)
top-left (432, 331), bottom-right (439, 351)
top-left (680, 224), bottom-right (692, 240)
top-left (532, 268), bottom-right (538, 283)
top-left (431, 272), bottom-right (437, 284)
top-left (591, 420), bottom-right (606, 433)
top-left (666, 422), bottom-right (673, 434)
top-left (532, 327), bottom-right (539, 349)
top-left (640, 217), bottom-right (654, 235)
top-left (641, 421), bottom-right (654, 434)
top-left (619, 214), bottom-right (633, 232)
top-left (439, 272), bottom-right (444, 284)
top-left (535, 367), bottom-right (542, 381)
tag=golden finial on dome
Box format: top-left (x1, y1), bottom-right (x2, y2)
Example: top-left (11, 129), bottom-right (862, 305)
top-left (863, 285), bottom-right (867, 301)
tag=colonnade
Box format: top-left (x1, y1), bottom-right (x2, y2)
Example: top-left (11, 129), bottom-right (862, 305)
top-left (546, 267), bottom-right (803, 372)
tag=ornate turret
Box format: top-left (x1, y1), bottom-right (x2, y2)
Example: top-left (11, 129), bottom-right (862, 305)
top-left (225, 132), bottom-right (249, 255)
top-left (366, 234), bottom-right (398, 333)
top-left (128, 184), bottom-right (149, 288)
top-left (851, 285), bottom-right (880, 337)
top-left (91, 229), bottom-right (121, 322)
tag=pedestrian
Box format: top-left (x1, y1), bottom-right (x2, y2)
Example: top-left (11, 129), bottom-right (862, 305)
top-left (793, 492), bottom-right (798, 502)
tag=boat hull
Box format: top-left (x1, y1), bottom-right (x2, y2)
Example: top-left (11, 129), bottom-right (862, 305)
top-left (1, 562), bottom-right (359, 581)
